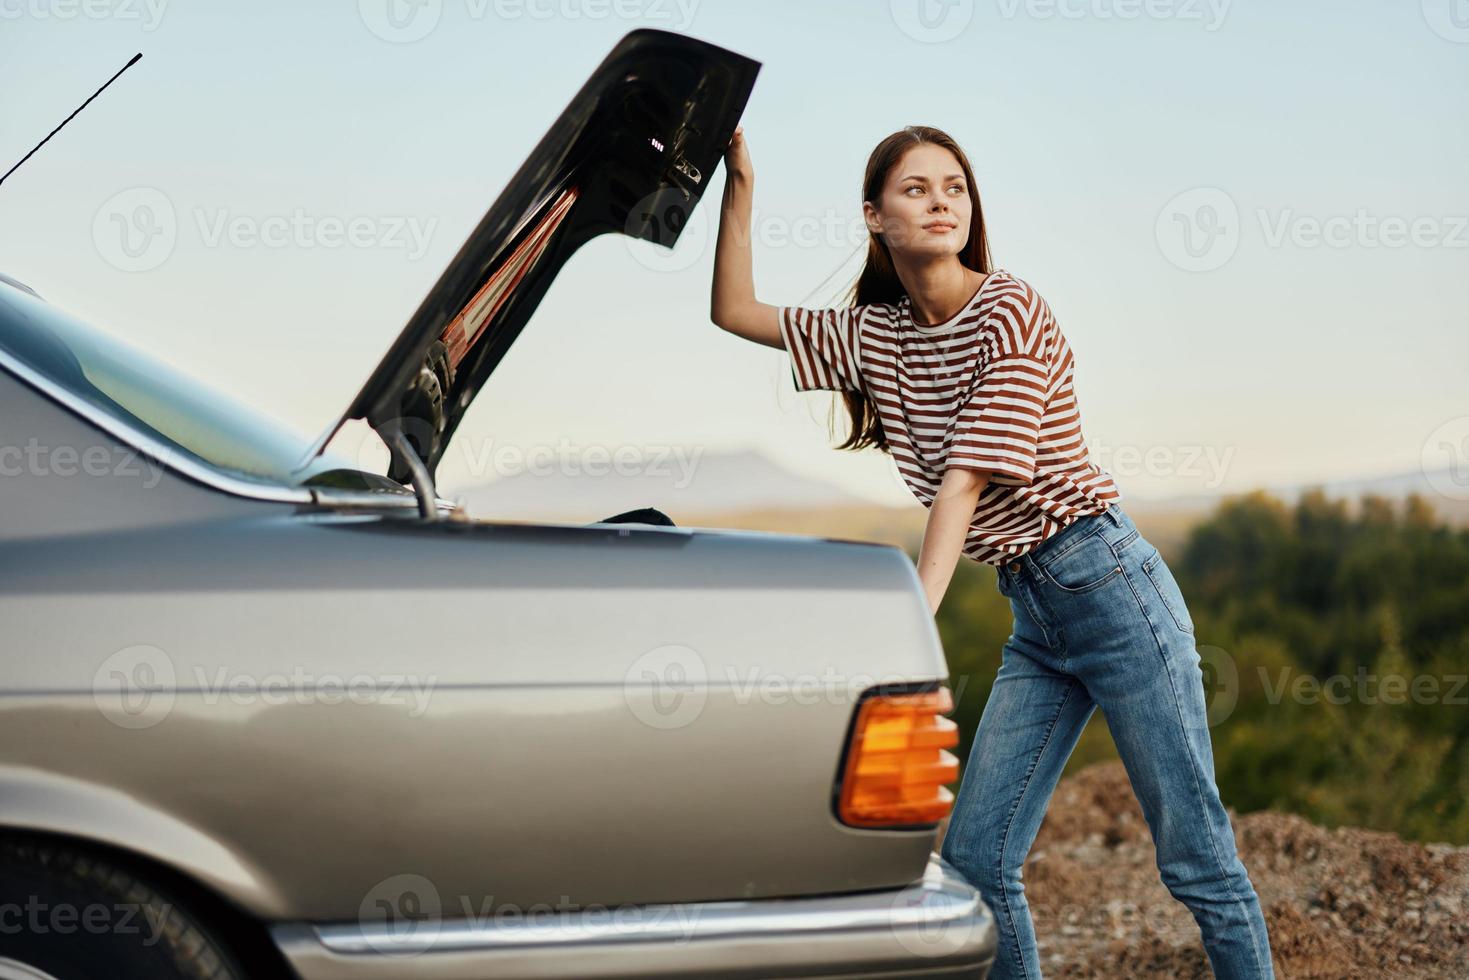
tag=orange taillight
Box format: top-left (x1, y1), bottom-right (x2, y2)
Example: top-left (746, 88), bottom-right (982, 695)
top-left (836, 687), bottom-right (960, 828)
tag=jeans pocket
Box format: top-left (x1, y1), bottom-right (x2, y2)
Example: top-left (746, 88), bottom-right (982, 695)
top-left (1038, 532), bottom-right (1123, 593)
top-left (994, 564), bottom-right (1016, 597)
top-left (1142, 548), bottom-right (1196, 634)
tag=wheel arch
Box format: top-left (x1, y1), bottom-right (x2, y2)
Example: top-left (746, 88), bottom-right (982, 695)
top-left (0, 765), bottom-right (291, 919)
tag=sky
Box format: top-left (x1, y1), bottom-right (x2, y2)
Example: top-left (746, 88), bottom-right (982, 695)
top-left (1, 0), bottom-right (1466, 508)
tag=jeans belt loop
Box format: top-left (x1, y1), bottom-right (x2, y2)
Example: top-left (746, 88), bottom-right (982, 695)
top-left (1106, 505), bottom-right (1122, 528)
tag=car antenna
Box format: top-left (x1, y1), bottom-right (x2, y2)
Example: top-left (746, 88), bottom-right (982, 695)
top-left (0, 52), bottom-right (142, 189)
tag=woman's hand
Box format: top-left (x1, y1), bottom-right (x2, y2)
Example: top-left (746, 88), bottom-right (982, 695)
top-left (725, 125), bottom-right (753, 185)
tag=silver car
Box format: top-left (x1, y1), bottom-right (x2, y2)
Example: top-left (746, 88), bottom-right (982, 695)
top-left (0, 29), bottom-right (997, 980)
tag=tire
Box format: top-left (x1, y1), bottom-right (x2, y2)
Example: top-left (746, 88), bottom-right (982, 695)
top-left (0, 838), bottom-right (244, 980)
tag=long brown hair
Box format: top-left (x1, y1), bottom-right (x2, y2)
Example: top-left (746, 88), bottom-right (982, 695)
top-left (828, 125), bottom-right (994, 454)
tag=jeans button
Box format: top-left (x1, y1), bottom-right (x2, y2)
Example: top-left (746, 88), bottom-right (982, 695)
top-left (1007, 561), bottom-right (1020, 573)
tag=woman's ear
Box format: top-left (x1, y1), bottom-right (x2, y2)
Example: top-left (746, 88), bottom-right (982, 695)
top-left (862, 200), bottom-right (883, 237)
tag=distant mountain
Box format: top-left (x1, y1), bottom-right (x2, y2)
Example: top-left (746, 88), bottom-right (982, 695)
top-left (448, 448), bottom-right (872, 522)
top-left (1126, 466), bottom-right (1469, 520)
top-left (449, 452), bottom-right (1467, 556)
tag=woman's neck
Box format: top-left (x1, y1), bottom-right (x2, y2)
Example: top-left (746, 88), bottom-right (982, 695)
top-left (896, 259), bottom-right (987, 326)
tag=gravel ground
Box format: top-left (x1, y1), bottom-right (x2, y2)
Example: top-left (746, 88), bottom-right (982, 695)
top-left (939, 761), bottom-right (1469, 979)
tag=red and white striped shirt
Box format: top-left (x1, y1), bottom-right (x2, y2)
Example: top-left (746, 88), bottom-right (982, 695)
top-left (778, 269), bottom-right (1121, 565)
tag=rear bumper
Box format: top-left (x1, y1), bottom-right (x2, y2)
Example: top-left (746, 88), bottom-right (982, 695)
top-left (270, 852), bottom-right (997, 979)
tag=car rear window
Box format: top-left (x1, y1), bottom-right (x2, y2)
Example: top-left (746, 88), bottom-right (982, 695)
top-left (0, 282), bottom-right (341, 488)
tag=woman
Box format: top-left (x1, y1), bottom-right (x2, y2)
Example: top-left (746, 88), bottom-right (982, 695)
top-left (709, 124), bottom-right (1275, 980)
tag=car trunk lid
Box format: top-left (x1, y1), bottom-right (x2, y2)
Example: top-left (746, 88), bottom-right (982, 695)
top-left (304, 29), bottom-right (759, 490)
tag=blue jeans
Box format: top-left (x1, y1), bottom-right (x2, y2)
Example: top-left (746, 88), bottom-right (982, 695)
top-left (940, 502), bottom-right (1274, 979)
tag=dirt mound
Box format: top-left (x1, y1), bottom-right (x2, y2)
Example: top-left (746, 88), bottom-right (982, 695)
top-left (961, 760), bottom-right (1469, 979)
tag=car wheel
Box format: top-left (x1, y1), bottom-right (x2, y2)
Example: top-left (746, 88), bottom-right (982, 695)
top-left (0, 838), bottom-right (244, 980)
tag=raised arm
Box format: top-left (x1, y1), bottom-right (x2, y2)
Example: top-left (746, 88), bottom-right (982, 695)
top-left (711, 127), bottom-right (784, 350)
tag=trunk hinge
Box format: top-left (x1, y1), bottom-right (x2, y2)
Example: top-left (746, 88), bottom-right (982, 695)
top-left (381, 422), bottom-right (439, 521)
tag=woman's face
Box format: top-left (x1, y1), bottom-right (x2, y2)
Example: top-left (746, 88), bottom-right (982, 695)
top-left (865, 143), bottom-right (972, 260)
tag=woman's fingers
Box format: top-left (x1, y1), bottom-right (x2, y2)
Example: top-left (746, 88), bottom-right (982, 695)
top-left (725, 125), bottom-right (752, 180)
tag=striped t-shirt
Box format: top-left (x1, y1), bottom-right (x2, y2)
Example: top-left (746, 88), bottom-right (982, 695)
top-left (778, 268), bottom-right (1122, 566)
